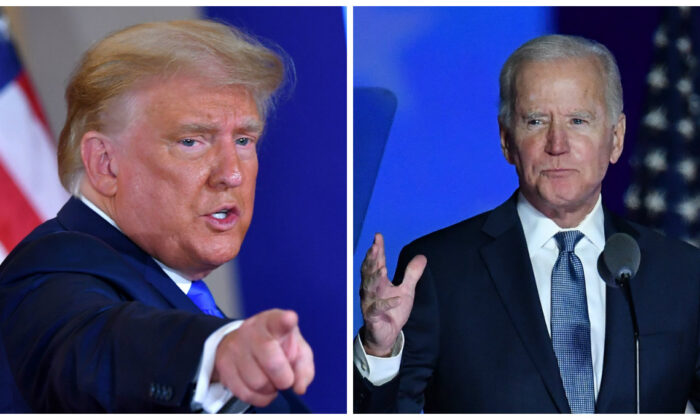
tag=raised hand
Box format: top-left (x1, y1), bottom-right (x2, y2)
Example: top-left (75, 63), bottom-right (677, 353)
top-left (360, 233), bottom-right (426, 357)
top-left (213, 309), bottom-right (314, 407)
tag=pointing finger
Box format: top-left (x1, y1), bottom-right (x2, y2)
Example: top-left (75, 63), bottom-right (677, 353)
top-left (266, 310), bottom-right (298, 339)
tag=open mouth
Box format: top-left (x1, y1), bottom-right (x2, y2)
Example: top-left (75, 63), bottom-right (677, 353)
top-left (204, 206), bottom-right (240, 230)
top-left (211, 210), bottom-right (230, 220)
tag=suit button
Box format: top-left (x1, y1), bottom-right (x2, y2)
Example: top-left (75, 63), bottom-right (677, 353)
top-left (149, 383), bottom-right (173, 401)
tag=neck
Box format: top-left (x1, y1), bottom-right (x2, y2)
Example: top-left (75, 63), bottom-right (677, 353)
top-left (521, 191), bottom-right (600, 229)
top-left (80, 184), bottom-right (117, 222)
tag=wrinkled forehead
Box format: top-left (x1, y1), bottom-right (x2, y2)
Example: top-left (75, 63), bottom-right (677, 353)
top-left (100, 73), bottom-right (262, 138)
top-left (513, 57), bottom-right (607, 106)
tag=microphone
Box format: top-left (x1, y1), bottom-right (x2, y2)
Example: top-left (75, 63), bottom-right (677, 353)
top-left (597, 232), bottom-right (641, 413)
top-left (597, 233), bottom-right (641, 287)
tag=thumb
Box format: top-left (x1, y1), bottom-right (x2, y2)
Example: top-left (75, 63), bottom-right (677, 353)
top-left (265, 309), bottom-right (299, 339)
top-left (402, 254), bottom-right (427, 291)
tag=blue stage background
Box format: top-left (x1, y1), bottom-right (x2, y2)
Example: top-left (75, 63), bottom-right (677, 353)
top-left (205, 7), bottom-right (346, 413)
top-left (353, 7), bottom-right (665, 334)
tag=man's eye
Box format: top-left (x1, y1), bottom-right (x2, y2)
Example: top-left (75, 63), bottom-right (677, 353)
top-left (180, 138), bottom-right (197, 147)
top-left (236, 137), bottom-right (252, 146)
top-left (572, 118), bottom-right (585, 125)
top-left (527, 119), bottom-right (542, 126)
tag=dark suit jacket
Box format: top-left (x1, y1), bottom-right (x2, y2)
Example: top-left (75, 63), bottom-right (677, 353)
top-left (354, 193), bottom-right (700, 413)
top-left (0, 197), bottom-right (307, 413)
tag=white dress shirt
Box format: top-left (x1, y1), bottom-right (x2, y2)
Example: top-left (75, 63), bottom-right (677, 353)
top-left (79, 196), bottom-right (245, 413)
top-left (517, 192), bottom-right (606, 398)
top-left (355, 193), bottom-right (607, 400)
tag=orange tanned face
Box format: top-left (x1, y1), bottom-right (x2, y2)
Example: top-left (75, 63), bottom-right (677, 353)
top-left (109, 75), bottom-right (263, 278)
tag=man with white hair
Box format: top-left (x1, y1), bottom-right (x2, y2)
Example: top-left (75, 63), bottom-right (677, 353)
top-left (354, 34), bottom-right (700, 413)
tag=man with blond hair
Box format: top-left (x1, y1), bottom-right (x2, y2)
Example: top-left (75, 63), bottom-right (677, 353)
top-left (0, 19), bottom-right (313, 413)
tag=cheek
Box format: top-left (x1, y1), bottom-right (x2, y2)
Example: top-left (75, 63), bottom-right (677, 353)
top-left (581, 140), bottom-right (613, 173)
top-left (514, 142), bottom-right (541, 174)
top-left (244, 161), bottom-right (259, 200)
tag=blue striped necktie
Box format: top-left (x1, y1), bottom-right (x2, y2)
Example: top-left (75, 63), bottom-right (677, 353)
top-left (551, 230), bottom-right (595, 413)
top-left (187, 280), bottom-right (225, 318)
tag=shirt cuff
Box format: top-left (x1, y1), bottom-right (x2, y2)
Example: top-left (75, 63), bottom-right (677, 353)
top-left (353, 331), bottom-right (404, 386)
top-left (191, 319), bottom-right (249, 413)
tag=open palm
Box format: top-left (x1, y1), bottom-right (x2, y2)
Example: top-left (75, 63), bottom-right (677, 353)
top-left (360, 233), bottom-right (426, 356)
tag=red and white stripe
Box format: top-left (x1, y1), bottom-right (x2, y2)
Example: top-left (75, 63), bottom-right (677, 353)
top-left (0, 70), bottom-right (68, 261)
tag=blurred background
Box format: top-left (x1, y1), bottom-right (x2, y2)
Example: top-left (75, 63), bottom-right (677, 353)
top-left (2, 6), bottom-right (346, 413)
top-left (354, 7), bottom-right (700, 333)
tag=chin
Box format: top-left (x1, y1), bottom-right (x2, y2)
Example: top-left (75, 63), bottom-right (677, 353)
top-left (202, 242), bottom-right (241, 266)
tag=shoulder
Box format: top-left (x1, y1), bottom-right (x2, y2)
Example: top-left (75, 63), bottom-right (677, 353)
top-left (401, 206), bottom-right (502, 258)
top-left (606, 211), bottom-right (700, 266)
top-left (0, 219), bottom-right (136, 287)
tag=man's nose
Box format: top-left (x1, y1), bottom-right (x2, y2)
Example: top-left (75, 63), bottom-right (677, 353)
top-left (209, 142), bottom-right (243, 189)
top-left (545, 120), bottom-right (569, 155)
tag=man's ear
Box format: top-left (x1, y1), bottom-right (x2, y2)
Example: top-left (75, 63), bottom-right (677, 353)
top-left (609, 112), bottom-right (626, 164)
top-left (81, 131), bottom-right (119, 197)
top-left (499, 118), bottom-right (514, 164)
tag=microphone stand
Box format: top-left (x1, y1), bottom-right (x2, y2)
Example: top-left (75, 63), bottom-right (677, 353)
top-left (618, 273), bottom-right (640, 414)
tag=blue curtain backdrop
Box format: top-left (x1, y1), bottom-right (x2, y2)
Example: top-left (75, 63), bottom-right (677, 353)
top-left (353, 6), bottom-right (551, 333)
top-left (353, 6), bottom-right (667, 334)
top-left (205, 7), bottom-right (346, 413)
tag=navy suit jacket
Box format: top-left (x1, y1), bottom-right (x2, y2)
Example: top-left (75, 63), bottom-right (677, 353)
top-left (354, 193), bottom-right (700, 413)
top-left (0, 197), bottom-right (307, 413)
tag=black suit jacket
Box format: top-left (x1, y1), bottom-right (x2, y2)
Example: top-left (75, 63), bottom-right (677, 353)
top-left (0, 198), bottom-right (307, 413)
top-left (355, 193), bottom-right (700, 413)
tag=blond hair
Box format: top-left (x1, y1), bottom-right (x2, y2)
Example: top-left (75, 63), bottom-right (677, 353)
top-left (58, 19), bottom-right (289, 195)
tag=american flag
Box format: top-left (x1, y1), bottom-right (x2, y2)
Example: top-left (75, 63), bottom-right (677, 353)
top-left (625, 7), bottom-right (700, 246)
top-left (0, 13), bottom-right (67, 262)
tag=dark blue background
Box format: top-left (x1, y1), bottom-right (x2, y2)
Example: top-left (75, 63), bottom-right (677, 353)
top-left (205, 7), bottom-right (346, 413)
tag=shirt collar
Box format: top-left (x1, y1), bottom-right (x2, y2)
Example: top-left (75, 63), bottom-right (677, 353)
top-left (516, 192), bottom-right (606, 255)
top-left (78, 195), bottom-right (192, 294)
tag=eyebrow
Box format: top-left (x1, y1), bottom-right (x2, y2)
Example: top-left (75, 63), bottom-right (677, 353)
top-left (519, 111), bottom-right (597, 120)
top-left (174, 118), bottom-right (265, 136)
top-left (238, 118), bottom-right (265, 134)
top-left (522, 112), bottom-right (548, 120)
top-left (568, 111), bottom-right (596, 120)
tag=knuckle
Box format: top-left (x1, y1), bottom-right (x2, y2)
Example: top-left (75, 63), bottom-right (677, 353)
top-left (262, 353), bottom-right (288, 376)
top-left (262, 356), bottom-right (284, 373)
top-left (276, 371), bottom-right (294, 390)
top-left (248, 375), bottom-right (270, 393)
top-left (259, 339), bottom-right (279, 358)
top-left (258, 392), bottom-right (278, 407)
top-left (235, 385), bottom-right (251, 402)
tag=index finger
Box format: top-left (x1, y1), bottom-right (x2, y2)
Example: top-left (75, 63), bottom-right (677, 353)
top-left (361, 233), bottom-right (388, 282)
top-left (265, 309), bottom-right (299, 339)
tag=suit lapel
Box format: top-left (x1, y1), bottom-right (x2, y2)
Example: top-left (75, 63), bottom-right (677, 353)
top-left (479, 194), bottom-right (570, 413)
top-left (56, 197), bottom-right (202, 314)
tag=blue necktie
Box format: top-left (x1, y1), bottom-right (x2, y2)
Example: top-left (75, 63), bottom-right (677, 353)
top-left (551, 230), bottom-right (595, 413)
top-left (187, 280), bottom-right (225, 318)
